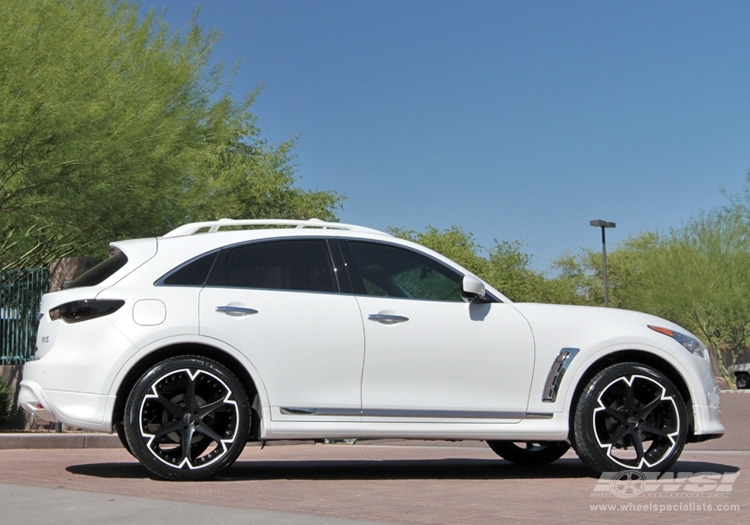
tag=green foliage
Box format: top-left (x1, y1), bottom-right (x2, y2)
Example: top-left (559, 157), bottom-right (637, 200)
top-left (388, 225), bottom-right (577, 303)
top-left (0, 0), bottom-right (341, 269)
top-left (0, 378), bottom-right (11, 428)
top-left (630, 210), bottom-right (750, 385)
top-left (551, 210), bottom-right (750, 387)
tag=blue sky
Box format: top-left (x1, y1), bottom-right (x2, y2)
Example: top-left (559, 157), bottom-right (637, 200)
top-left (142, 0), bottom-right (750, 271)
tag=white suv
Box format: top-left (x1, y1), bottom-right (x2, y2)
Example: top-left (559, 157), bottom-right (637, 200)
top-left (19, 219), bottom-right (724, 480)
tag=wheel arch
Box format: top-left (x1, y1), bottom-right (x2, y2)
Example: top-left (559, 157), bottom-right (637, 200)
top-left (113, 342), bottom-right (261, 440)
top-left (566, 349), bottom-right (695, 443)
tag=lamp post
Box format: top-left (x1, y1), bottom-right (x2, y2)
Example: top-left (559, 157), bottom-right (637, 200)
top-left (589, 219), bottom-right (616, 307)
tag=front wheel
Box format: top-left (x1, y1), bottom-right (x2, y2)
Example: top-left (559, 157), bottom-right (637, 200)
top-left (487, 440), bottom-right (570, 466)
top-left (573, 362), bottom-right (687, 472)
top-left (736, 373), bottom-right (750, 389)
top-left (124, 356), bottom-right (250, 481)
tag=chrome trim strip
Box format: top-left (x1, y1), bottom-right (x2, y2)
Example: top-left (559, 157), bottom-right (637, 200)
top-left (280, 407), bottom-right (360, 416)
top-left (280, 407), bottom-right (554, 420)
top-left (542, 347), bottom-right (580, 402)
top-left (524, 412), bottom-right (555, 419)
top-left (363, 409), bottom-right (526, 419)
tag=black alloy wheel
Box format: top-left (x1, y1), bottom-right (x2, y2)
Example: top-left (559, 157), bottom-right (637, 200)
top-left (573, 362), bottom-right (687, 472)
top-left (124, 356), bottom-right (250, 481)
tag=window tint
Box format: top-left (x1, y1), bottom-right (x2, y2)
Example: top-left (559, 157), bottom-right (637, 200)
top-left (160, 250), bottom-right (219, 286)
top-left (346, 241), bottom-right (463, 301)
top-left (64, 251), bottom-right (128, 289)
top-left (207, 239), bottom-right (337, 293)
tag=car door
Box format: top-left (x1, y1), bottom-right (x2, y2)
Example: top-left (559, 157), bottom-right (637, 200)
top-left (343, 239), bottom-right (535, 421)
top-left (198, 238), bottom-right (365, 420)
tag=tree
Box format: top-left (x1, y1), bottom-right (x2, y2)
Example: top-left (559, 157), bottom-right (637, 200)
top-left (388, 225), bottom-right (575, 303)
top-left (551, 212), bottom-right (750, 387)
top-left (631, 211), bottom-right (750, 386)
top-left (0, 0), bottom-right (341, 269)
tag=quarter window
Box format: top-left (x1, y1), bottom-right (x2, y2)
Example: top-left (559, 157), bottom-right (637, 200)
top-left (160, 251), bottom-right (219, 286)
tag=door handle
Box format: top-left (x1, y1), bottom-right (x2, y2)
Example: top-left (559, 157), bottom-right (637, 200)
top-left (216, 306), bottom-right (259, 317)
top-left (368, 313), bottom-right (409, 325)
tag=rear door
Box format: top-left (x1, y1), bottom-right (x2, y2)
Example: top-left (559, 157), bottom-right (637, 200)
top-left (198, 238), bottom-right (365, 419)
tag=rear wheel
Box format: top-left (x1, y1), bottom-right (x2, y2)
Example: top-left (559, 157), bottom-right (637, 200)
top-left (736, 373), bottom-right (750, 389)
top-left (487, 440), bottom-right (570, 466)
top-left (124, 356), bottom-right (250, 481)
top-left (573, 362), bottom-right (687, 472)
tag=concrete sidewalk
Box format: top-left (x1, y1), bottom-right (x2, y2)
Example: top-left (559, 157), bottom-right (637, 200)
top-left (0, 432), bottom-right (120, 449)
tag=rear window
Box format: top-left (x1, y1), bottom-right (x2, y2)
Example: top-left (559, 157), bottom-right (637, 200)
top-left (64, 251), bottom-right (128, 289)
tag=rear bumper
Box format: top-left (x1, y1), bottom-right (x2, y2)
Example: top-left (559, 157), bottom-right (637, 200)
top-left (18, 378), bottom-right (114, 433)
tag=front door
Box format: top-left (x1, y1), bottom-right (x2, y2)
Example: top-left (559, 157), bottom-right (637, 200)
top-left (344, 240), bottom-right (535, 420)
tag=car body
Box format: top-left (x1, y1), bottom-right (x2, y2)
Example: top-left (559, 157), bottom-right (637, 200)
top-left (733, 363), bottom-right (750, 389)
top-left (19, 219), bottom-right (724, 480)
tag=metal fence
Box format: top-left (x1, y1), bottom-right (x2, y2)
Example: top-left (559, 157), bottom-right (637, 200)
top-left (0, 267), bottom-right (49, 364)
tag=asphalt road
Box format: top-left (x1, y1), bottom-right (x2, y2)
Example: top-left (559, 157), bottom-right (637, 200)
top-left (0, 392), bottom-right (748, 524)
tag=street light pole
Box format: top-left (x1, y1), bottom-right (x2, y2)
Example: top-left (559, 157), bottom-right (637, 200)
top-left (589, 220), bottom-right (616, 307)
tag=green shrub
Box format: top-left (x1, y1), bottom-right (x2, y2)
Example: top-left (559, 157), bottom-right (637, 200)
top-left (0, 378), bottom-right (12, 427)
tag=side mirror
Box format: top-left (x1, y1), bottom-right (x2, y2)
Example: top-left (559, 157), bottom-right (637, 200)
top-left (462, 275), bottom-right (488, 303)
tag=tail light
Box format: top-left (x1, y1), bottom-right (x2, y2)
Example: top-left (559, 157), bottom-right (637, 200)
top-left (49, 299), bottom-right (125, 324)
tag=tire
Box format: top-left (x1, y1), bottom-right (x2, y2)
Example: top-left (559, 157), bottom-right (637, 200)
top-left (487, 440), bottom-right (570, 466)
top-left (114, 420), bottom-right (133, 456)
top-left (123, 356), bottom-right (250, 481)
top-left (736, 373), bottom-right (750, 390)
top-left (573, 362), bottom-right (688, 473)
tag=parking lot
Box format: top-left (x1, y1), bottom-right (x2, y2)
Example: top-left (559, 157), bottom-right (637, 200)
top-left (0, 393), bottom-right (747, 524)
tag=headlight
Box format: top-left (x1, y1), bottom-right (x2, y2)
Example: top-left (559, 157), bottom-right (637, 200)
top-left (648, 325), bottom-right (707, 359)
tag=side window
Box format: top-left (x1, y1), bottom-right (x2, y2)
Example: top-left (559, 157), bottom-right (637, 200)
top-left (346, 241), bottom-right (463, 302)
top-left (159, 250), bottom-right (219, 286)
top-left (206, 239), bottom-right (337, 293)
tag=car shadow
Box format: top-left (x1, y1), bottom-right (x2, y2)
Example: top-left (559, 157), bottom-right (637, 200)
top-left (65, 457), bottom-right (740, 482)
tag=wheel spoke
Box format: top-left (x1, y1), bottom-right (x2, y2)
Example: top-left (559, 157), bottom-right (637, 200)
top-left (152, 418), bottom-right (184, 439)
top-left (155, 394), bottom-right (184, 418)
top-left (195, 421), bottom-right (226, 444)
top-left (639, 423), bottom-right (671, 439)
top-left (624, 381), bottom-right (636, 415)
top-left (631, 430), bottom-right (645, 461)
top-left (634, 394), bottom-right (664, 421)
top-left (181, 425), bottom-right (197, 462)
top-left (602, 406), bottom-right (627, 423)
top-left (185, 373), bottom-right (197, 413)
top-left (197, 398), bottom-right (229, 419)
top-left (607, 424), bottom-right (631, 447)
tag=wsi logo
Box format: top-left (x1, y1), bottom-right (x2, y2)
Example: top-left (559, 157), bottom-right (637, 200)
top-left (592, 471), bottom-right (740, 499)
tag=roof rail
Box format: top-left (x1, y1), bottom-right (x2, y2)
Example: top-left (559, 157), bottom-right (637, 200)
top-left (162, 218), bottom-right (388, 238)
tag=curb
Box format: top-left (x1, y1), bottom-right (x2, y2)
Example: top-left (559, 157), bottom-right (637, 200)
top-left (0, 433), bottom-right (120, 450)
